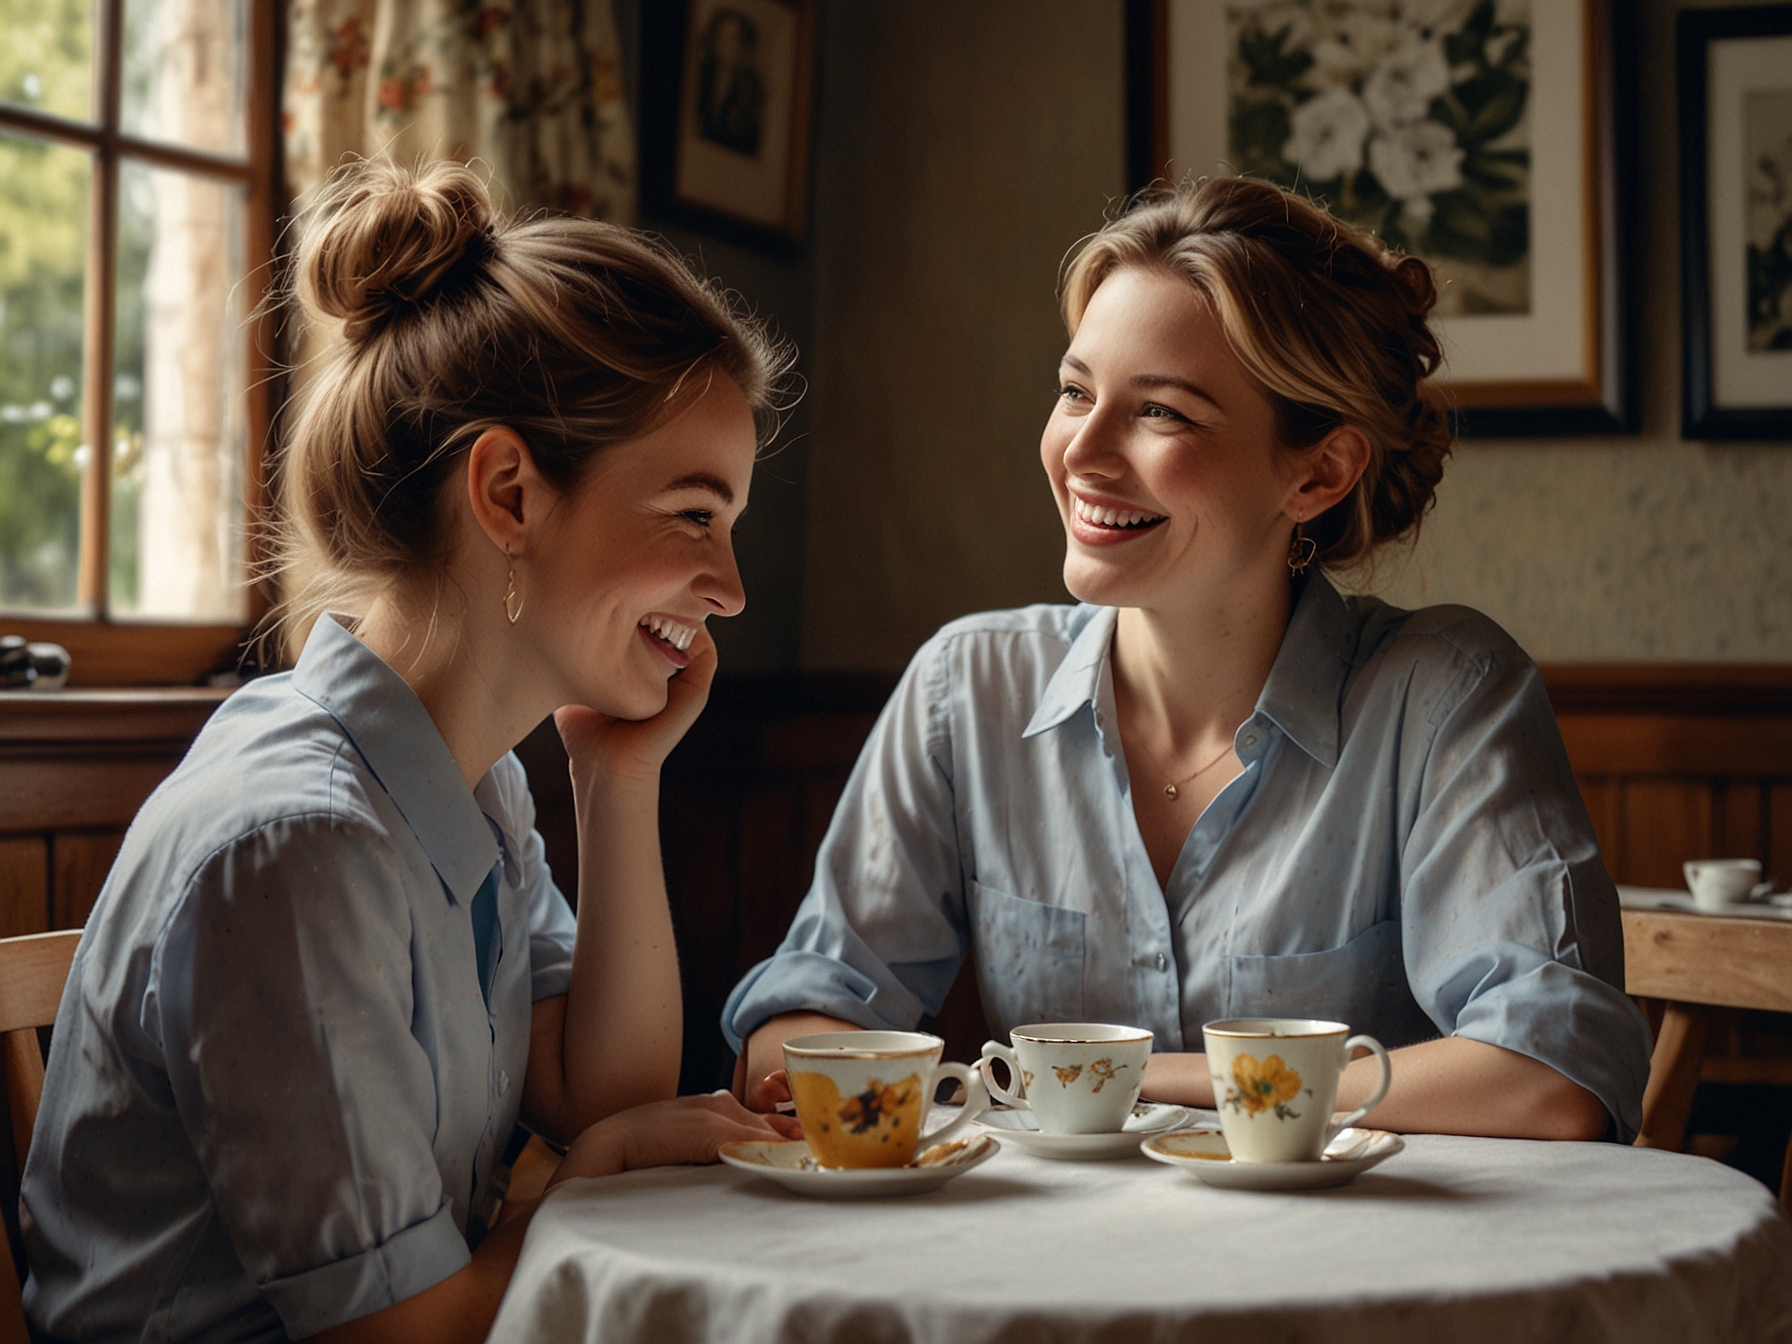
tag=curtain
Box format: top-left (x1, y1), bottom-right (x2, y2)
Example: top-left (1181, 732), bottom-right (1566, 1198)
top-left (283, 0), bottom-right (636, 220)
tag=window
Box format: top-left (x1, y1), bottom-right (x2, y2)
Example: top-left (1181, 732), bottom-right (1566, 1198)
top-left (0, 0), bottom-right (276, 683)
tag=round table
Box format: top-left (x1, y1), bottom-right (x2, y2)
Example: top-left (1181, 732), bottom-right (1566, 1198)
top-left (489, 1131), bottom-right (1792, 1343)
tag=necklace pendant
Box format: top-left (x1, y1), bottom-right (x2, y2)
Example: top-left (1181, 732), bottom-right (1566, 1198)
top-left (1164, 784), bottom-right (1178, 800)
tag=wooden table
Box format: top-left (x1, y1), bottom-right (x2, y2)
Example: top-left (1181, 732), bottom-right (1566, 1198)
top-left (1622, 902), bottom-right (1792, 1201)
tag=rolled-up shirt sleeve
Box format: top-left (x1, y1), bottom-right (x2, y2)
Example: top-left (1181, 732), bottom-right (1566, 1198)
top-left (1398, 636), bottom-right (1653, 1142)
top-left (152, 816), bottom-right (471, 1338)
top-left (484, 751), bottom-right (577, 1002)
top-left (723, 638), bottom-right (970, 1051)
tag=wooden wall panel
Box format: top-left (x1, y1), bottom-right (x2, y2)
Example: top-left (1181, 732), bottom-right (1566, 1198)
top-left (1717, 783), bottom-right (1766, 868)
top-left (0, 840), bottom-right (49, 939)
top-left (1768, 786), bottom-right (1792, 890)
top-left (1616, 781), bottom-right (1714, 888)
top-left (52, 832), bottom-right (125, 930)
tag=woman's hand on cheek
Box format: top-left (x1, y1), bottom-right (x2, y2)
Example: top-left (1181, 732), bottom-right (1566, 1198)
top-left (549, 1092), bottom-right (802, 1189)
top-left (555, 629), bottom-right (719, 789)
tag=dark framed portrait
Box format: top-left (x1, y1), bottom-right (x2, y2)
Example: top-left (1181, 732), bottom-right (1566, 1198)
top-left (1126, 0), bottom-right (1640, 436)
top-left (640, 0), bottom-right (815, 251)
top-left (1679, 4), bottom-right (1792, 440)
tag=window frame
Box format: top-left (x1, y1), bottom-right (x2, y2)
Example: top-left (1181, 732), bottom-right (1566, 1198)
top-left (0, 0), bottom-right (280, 685)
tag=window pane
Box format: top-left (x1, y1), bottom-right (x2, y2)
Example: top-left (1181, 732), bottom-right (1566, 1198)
top-left (122, 0), bottom-right (246, 156)
top-left (111, 160), bottom-right (246, 620)
top-left (0, 132), bottom-right (89, 612)
top-left (0, 0), bottom-right (94, 124)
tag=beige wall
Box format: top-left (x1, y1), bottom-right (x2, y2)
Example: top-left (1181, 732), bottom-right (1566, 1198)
top-left (797, 0), bottom-right (1792, 673)
top-left (1372, 0), bottom-right (1792, 662)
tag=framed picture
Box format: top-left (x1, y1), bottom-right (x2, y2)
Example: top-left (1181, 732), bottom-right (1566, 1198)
top-left (1125, 0), bottom-right (1639, 436)
top-left (640, 0), bottom-right (815, 250)
top-left (1679, 5), bottom-right (1792, 440)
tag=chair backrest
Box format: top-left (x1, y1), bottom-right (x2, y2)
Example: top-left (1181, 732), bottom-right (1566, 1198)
top-left (0, 929), bottom-right (81, 1344)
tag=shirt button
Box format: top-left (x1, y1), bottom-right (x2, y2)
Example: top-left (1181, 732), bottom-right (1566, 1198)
top-left (1242, 733), bottom-right (1258, 748)
top-left (498, 1070), bottom-right (510, 1098)
top-left (1155, 952), bottom-right (1168, 972)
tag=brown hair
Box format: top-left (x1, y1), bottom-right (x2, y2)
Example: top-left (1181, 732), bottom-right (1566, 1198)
top-left (269, 157), bottom-right (795, 649)
top-left (1061, 176), bottom-right (1451, 568)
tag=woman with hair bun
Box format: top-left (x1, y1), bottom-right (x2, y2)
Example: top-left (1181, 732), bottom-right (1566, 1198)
top-left (728, 177), bottom-right (1652, 1143)
top-left (22, 158), bottom-right (798, 1343)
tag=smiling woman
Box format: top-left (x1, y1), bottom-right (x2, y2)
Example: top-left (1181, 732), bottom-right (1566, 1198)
top-left (729, 176), bottom-right (1650, 1153)
top-left (18, 158), bottom-right (801, 1344)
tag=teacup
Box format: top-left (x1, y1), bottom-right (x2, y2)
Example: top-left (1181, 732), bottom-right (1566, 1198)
top-left (1683, 858), bottom-right (1771, 911)
top-left (782, 1031), bottom-right (990, 1169)
top-left (1203, 1018), bottom-right (1390, 1164)
top-left (978, 1023), bottom-right (1154, 1134)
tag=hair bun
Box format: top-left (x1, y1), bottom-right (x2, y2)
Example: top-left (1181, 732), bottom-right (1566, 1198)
top-left (298, 158), bottom-right (495, 342)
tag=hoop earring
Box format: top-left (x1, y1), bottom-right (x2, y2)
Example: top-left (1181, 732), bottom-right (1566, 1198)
top-left (1287, 523), bottom-right (1317, 576)
top-left (503, 549), bottom-right (525, 624)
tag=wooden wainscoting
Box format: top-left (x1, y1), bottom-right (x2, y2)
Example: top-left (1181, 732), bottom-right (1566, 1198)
top-left (1544, 666), bottom-right (1792, 889)
top-left (0, 690), bottom-right (229, 937)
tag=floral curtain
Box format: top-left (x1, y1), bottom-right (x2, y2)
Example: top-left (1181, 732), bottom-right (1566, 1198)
top-left (283, 0), bottom-right (635, 220)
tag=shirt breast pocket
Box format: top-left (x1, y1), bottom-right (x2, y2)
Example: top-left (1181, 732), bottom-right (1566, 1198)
top-left (968, 880), bottom-right (1086, 1034)
top-left (1224, 920), bottom-right (1436, 1046)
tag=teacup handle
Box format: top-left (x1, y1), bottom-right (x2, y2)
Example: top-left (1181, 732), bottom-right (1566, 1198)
top-left (978, 1040), bottom-right (1028, 1109)
top-left (920, 1060), bottom-right (991, 1150)
top-left (1327, 1033), bottom-right (1391, 1140)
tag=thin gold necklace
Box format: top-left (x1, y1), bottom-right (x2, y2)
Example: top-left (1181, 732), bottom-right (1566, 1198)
top-left (1132, 734), bottom-right (1237, 801)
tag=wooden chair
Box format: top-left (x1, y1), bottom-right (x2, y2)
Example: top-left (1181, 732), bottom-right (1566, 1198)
top-left (1625, 908), bottom-right (1792, 1207)
top-left (0, 929), bottom-right (82, 1344)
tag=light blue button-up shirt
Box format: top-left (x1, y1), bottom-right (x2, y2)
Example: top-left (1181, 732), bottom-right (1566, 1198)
top-left (22, 615), bottom-right (577, 1342)
top-left (723, 573), bottom-right (1652, 1140)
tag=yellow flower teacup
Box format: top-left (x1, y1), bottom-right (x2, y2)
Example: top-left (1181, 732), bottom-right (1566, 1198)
top-left (1203, 1019), bottom-right (1391, 1164)
top-left (783, 1031), bottom-right (990, 1169)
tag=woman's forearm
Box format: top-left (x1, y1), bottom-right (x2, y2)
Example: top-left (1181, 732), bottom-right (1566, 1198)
top-left (1334, 1036), bottom-right (1608, 1139)
top-left (558, 774), bottom-right (683, 1129)
top-left (1143, 1036), bottom-right (1608, 1140)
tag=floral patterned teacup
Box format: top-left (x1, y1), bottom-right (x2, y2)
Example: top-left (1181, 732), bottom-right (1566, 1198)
top-left (1203, 1018), bottom-right (1391, 1164)
top-left (783, 1031), bottom-right (990, 1169)
top-left (979, 1023), bottom-right (1154, 1134)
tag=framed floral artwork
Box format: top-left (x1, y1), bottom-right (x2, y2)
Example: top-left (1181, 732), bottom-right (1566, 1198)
top-left (1125, 0), bottom-right (1639, 435)
top-left (1679, 5), bottom-right (1792, 440)
top-left (639, 0), bottom-right (815, 251)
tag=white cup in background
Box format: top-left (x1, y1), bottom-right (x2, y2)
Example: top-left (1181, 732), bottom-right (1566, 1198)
top-left (1683, 858), bottom-right (1771, 911)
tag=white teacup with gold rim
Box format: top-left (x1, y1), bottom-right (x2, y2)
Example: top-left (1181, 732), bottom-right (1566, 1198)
top-left (978, 1023), bottom-right (1153, 1134)
top-left (1203, 1018), bottom-right (1391, 1164)
top-left (782, 1031), bottom-right (990, 1169)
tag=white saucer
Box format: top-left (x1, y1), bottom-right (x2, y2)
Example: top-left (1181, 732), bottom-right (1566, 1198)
top-left (1141, 1127), bottom-right (1404, 1190)
top-left (975, 1103), bottom-right (1193, 1160)
top-left (718, 1134), bottom-right (1000, 1198)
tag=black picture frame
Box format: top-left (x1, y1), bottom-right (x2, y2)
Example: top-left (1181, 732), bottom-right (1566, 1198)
top-left (1124, 0), bottom-right (1640, 438)
top-left (1678, 5), bottom-right (1792, 441)
top-left (639, 0), bottom-right (816, 255)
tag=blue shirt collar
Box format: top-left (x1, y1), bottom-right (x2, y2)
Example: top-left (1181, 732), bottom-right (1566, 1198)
top-left (1022, 605), bottom-right (1118, 739)
top-left (1019, 573), bottom-right (1355, 768)
top-left (292, 613), bottom-right (499, 903)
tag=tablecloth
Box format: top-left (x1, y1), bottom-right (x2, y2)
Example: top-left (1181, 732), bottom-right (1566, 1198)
top-left (487, 1132), bottom-right (1792, 1343)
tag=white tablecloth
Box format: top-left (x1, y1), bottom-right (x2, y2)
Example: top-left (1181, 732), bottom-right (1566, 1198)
top-left (489, 1132), bottom-right (1792, 1343)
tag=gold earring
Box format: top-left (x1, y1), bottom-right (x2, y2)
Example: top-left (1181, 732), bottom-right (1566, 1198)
top-left (503, 549), bottom-right (524, 624)
top-left (1287, 522), bottom-right (1317, 575)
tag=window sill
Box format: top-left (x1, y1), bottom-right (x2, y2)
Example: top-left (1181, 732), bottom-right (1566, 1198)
top-left (0, 615), bottom-right (251, 687)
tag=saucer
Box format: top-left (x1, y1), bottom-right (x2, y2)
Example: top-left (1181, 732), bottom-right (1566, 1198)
top-left (1141, 1127), bottom-right (1404, 1190)
top-left (718, 1134), bottom-right (999, 1198)
top-left (976, 1102), bottom-right (1192, 1160)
